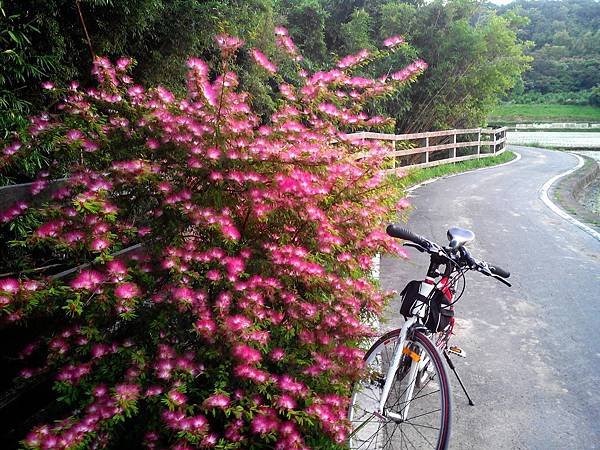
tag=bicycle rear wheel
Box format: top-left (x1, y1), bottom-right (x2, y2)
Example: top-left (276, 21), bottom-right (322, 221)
top-left (348, 328), bottom-right (452, 450)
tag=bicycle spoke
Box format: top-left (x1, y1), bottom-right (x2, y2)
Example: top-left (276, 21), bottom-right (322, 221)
top-left (402, 422), bottom-right (440, 431)
top-left (408, 421), bottom-right (436, 448)
top-left (403, 408), bottom-right (442, 422)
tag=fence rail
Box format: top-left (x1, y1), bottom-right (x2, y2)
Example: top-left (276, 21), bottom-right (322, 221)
top-left (348, 126), bottom-right (508, 170)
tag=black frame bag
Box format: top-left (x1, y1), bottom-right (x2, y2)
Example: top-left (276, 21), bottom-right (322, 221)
top-left (399, 280), bottom-right (454, 333)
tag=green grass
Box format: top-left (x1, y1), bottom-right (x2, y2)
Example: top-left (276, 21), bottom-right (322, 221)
top-left (393, 151), bottom-right (516, 190)
top-left (488, 104), bottom-right (600, 124)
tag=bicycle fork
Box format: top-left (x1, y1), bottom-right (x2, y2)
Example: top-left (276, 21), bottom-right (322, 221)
top-left (378, 316), bottom-right (418, 420)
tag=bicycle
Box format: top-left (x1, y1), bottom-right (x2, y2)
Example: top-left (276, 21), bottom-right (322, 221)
top-left (348, 225), bottom-right (511, 449)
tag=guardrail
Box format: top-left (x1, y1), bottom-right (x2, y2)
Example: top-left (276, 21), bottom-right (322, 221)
top-left (348, 126), bottom-right (508, 170)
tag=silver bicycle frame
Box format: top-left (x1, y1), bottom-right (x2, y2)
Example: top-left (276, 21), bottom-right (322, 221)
top-left (378, 316), bottom-right (418, 416)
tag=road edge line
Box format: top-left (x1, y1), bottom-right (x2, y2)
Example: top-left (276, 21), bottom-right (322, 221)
top-left (539, 152), bottom-right (600, 242)
top-left (406, 150), bottom-right (522, 193)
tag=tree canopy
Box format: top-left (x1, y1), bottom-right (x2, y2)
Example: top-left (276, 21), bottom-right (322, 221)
top-left (498, 0), bottom-right (600, 104)
top-left (1, 0), bottom-right (530, 158)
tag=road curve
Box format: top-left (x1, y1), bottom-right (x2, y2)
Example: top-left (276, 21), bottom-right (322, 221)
top-left (380, 146), bottom-right (600, 449)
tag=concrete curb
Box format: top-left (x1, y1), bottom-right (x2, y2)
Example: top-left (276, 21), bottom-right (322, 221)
top-left (539, 153), bottom-right (600, 242)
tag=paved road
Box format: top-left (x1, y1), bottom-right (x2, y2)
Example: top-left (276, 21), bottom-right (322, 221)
top-left (380, 146), bottom-right (600, 449)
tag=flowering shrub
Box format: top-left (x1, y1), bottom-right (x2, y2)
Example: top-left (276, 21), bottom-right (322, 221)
top-left (0, 29), bottom-right (425, 449)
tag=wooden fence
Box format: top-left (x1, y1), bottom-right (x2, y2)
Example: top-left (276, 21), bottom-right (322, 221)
top-left (0, 127), bottom-right (508, 210)
top-left (347, 126), bottom-right (508, 170)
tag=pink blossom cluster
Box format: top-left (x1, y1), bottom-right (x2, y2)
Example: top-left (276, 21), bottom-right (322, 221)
top-left (383, 35), bottom-right (406, 47)
top-left (274, 27), bottom-right (302, 61)
top-left (23, 386), bottom-right (121, 449)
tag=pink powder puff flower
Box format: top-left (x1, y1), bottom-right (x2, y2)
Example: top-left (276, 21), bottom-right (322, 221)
top-left (82, 139), bottom-right (99, 152)
top-left (90, 237), bottom-right (110, 252)
top-left (107, 259), bottom-right (127, 277)
top-left (383, 35), bottom-right (405, 47)
top-left (203, 394), bottom-right (230, 409)
top-left (188, 415), bottom-right (208, 432)
top-left (114, 282), bottom-right (140, 299)
top-left (270, 348), bottom-right (285, 361)
top-left (35, 220), bottom-right (62, 238)
top-left (221, 224), bottom-right (240, 241)
top-left (225, 419), bottom-right (244, 441)
top-left (232, 344), bottom-right (262, 364)
top-left (206, 147), bottom-right (220, 159)
top-left (22, 280), bottom-right (40, 291)
top-left (145, 386), bottom-right (163, 397)
top-left (167, 390), bottom-right (187, 406)
top-left (70, 270), bottom-right (104, 290)
top-left (3, 141), bottom-right (21, 156)
top-left (0, 295), bottom-right (11, 308)
top-left (0, 278), bottom-right (19, 294)
top-left (215, 34), bottom-right (244, 54)
top-left (251, 412), bottom-right (279, 434)
top-left (195, 318), bottom-right (216, 336)
top-left (251, 49), bottom-right (277, 74)
top-left (187, 57), bottom-right (209, 77)
top-left (91, 343), bottom-right (110, 358)
top-left (201, 433), bottom-right (218, 447)
top-left (116, 57), bottom-right (132, 70)
top-left (274, 26), bottom-right (288, 36)
top-left (41, 81), bottom-right (54, 90)
top-left (396, 198), bottom-right (411, 209)
top-left (206, 269), bottom-right (221, 281)
top-left (93, 384), bottom-right (108, 397)
top-left (276, 394), bottom-right (296, 410)
top-left (128, 85), bottom-right (144, 97)
top-left (114, 383), bottom-right (140, 402)
top-left (234, 364), bottom-right (268, 383)
top-left (225, 314), bottom-right (252, 332)
top-left (66, 129), bottom-right (84, 141)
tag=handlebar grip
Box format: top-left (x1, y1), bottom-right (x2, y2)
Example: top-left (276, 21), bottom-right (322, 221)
top-left (386, 224), bottom-right (429, 248)
top-left (489, 265), bottom-right (510, 278)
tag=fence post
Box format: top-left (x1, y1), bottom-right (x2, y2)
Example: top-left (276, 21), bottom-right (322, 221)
top-left (452, 133), bottom-right (457, 160)
top-left (392, 139), bottom-right (397, 168)
top-left (493, 130), bottom-right (497, 155)
top-left (477, 129), bottom-right (481, 156)
top-left (424, 137), bottom-right (429, 164)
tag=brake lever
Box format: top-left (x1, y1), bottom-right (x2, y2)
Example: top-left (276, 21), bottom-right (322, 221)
top-left (402, 242), bottom-right (427, 253)
top-left (492, 274), bottom-right (512, 287)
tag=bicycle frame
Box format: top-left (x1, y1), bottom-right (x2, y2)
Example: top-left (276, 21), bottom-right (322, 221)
top-left (377, 315), bottom-right (427, 421)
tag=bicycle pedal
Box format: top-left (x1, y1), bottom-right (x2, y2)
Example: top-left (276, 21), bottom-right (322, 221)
top-left (447, 346), bottom-right (467, 358)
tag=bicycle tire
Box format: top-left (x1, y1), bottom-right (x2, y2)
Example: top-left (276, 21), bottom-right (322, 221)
top-left (348, 328), bottom-right (452, 450)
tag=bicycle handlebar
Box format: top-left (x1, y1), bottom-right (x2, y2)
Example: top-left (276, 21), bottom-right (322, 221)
top-left (488, 265), bottom-right (510, 279)
top-left (386, 224), bottom-right (430, 249)
top-left (387, 224), bottom-right (511, 284)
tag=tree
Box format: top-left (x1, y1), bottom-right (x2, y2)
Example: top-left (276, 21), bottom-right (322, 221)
top-left (280, 0), bottom-right (329, 67)
top-left (339, 9), bottom-right (374, 55)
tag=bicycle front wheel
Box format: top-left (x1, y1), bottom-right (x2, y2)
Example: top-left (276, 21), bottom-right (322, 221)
top-left (348, 328), bottom-right (452, 450)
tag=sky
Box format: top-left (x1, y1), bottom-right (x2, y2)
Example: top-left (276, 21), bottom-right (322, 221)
top-left (489, 0), bottom-right (514, 4)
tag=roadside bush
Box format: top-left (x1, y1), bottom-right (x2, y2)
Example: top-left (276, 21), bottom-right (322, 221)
top-left (0, 31), bottom-right (423, 449)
